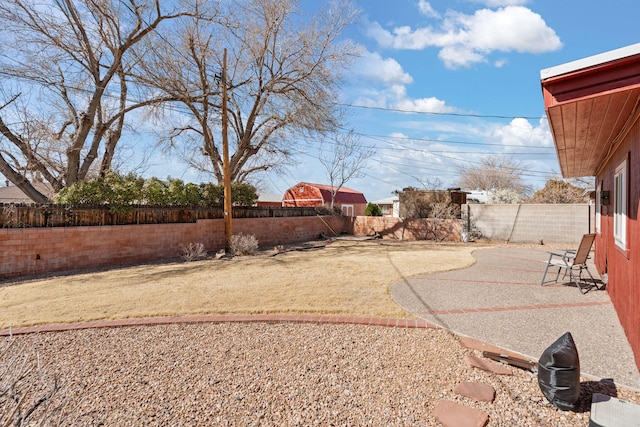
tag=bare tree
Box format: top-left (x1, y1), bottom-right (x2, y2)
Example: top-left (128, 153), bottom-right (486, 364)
top-left (457, 155), bottom-right (533, 197)
top-left (529, 178), bottom-right (589, 204)
top-left (417, 177), bottom-right (444, 190)
top-left (318, 130), bottom-right (374, 209)
top-left (0, 0), bottom-right (191, 202)
top-left (137, 0), bottom-right (361, 184)
top-left (131, 3), bottom-right (224, 179)
top-left (429, 195), bottom-right (460, 241)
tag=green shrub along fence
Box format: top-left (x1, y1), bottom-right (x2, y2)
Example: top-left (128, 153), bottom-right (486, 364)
top-left (0, 204), bottom-right (331, 228)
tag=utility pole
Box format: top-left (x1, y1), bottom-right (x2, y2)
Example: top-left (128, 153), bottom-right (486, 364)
top-left (221, 48), bottom-right (232, 252)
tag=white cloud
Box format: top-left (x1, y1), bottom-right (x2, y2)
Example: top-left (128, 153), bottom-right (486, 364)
top-left (389, 132), bottom-right (408, 139)
top-left (364, 20), bottom-right (397, 48)
top-left (365, 22), bottom-right (433, 50)
top-left (350, 49), bottom-right (456, 114)
top-left (473, 0), bottom-right (529, 6)
top-left (394, 93), bottom-right (455, 114)
top-left (494, 58), bottom-right (508, 67)
top-left (417, 1), bottom-right (441, 18)
top-left (438, 45), bottom-right (486, 68)
top-left (490, 117), bottom-right (553, 147)
top-left (454, 7), bottom-right (561, 54)
top-left (365, 5), bottom-right (562, 68)
top-left (352, 51), bottom-right (413, 85)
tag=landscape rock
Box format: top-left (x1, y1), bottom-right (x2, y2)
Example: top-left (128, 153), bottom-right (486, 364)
top-left (433, 400), bottom-right (489, 427)
top-left (465, 354), bottom-right (513, 375)
top-left (454, 381), bottom-right (496, 402)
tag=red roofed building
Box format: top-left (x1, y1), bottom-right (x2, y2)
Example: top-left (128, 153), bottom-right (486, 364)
top-left (282, 182), bottom-right (367, 216)
top-left (541, 42), bottom-right (640, 370)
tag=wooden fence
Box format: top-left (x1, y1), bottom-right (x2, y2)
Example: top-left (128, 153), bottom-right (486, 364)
top-left (0, 204), bottom-right (331, 228)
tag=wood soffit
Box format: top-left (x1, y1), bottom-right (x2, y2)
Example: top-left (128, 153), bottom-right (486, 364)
top-left (541, 52), bottom-right (640, 178)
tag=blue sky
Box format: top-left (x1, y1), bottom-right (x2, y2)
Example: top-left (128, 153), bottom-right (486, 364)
top-left (254, 0), bottom-right (640, 201)
top-left (5, 0), bottom-right (637, 202)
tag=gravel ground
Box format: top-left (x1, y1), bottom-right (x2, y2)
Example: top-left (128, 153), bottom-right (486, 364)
top-left (3, 322), bottom-right (640, 426)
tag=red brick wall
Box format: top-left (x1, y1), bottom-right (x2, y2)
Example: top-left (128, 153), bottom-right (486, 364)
top-left (0, 216), bottom-right (349, 280)
top-left (353, 217), bottom-right (461, 241)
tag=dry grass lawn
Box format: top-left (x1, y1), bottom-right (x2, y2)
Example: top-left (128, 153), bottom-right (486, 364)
top-left (0, 239), bottom-right (484, 329)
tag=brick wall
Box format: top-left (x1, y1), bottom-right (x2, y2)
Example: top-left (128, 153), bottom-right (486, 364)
top-left (0, 215), bottom-right (349, 280)
top-left (466, 204), bottom-right (593, 244)
top-left (2, 205), bottom-right (591, 280)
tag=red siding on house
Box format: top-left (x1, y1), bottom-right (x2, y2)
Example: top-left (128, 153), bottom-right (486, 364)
top-left (542, 43), bottom-right (640, 372)
top-left (594, 116), bottom-right (640, 369)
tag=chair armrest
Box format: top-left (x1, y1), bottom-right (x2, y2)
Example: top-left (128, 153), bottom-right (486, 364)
top-left (547, 251), bottom-right (573, 265)
top-left (548, 251), bottom-right (570, 259)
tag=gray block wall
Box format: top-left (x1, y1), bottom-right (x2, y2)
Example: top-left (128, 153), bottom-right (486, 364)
top-left (464, 204), bottom-right (594, 244)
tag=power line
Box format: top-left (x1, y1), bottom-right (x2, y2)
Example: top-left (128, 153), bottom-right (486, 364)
top-left (288, 133), bottom-right (555, 183)
top-left (356, 130), bottom-right (554, 150)
top-left (335, 102), bottom-right (543, 120)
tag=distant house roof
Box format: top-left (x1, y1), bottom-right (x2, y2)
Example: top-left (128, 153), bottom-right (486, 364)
top-left (282, 182), bottom-right (367, 205)
top-left (465, 190), bottom-right (491, 204)
top-left (371, 196), bottom-right (398, 205)
top-left (301, 182), bottom-right (367, 204)
top-left (0, 182), bottom-right (54, 204)
top-left (257, 193), bottom-right (282, 203)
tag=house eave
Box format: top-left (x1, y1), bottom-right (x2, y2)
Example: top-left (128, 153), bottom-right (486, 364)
top-left (541, 43), bottom-right (640, 178)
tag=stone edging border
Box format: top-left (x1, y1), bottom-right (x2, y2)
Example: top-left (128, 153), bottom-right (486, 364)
top-left (0, 314), bottom-right (438, 336)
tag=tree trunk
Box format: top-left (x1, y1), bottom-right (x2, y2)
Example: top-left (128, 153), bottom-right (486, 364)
top-left (0, 154), bottom-right (49, 203)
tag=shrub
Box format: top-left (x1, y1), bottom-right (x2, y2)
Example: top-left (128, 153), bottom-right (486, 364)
top-left (54, 173), bottom-right (259, 208)
top-left (179, 243), bottom-right (208, 262)
top-left (488, 188), bottom-right (524, 204)
top-left (230, 233), bottom-right (259, 256)
top-left (200, 183), bottom-right (258, 207)
top-left (364, 202), bottom-right (382, 216)
top-left (142, 177), bottom-right (169, 205)
top-left (54, 172), bottom-right (142, 212)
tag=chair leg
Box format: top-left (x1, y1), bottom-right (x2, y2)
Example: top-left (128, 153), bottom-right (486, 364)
top-left (581, 266), bottom-right (599, 291)
top-left (555, 267), bottom-right (563, 283)
top-left (571, 268), bottom-right (587, 294)
top-left (541, 261), bottom-right (552, 285)
top-left (573, 266), bottom-right (598, 294)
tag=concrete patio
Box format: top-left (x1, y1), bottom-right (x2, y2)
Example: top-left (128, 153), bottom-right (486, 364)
top-left (392, 244), bottom-right (640, 390)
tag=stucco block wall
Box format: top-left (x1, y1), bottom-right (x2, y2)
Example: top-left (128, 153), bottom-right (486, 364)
top-left (352, 217), bottom-right (461, 241)
top-left (467, 204), bottom-right (593, 244)
top-left (0, 215), bottom-right (349, 279)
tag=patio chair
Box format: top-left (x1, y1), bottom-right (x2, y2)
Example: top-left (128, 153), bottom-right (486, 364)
top-left (541, 233), bottom-right (599, 294)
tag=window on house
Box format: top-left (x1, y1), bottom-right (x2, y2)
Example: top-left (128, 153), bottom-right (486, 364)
top-left (614, 159), bottom-right (627, 249)
top-left (341, 204), bottom-right (354, 217)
